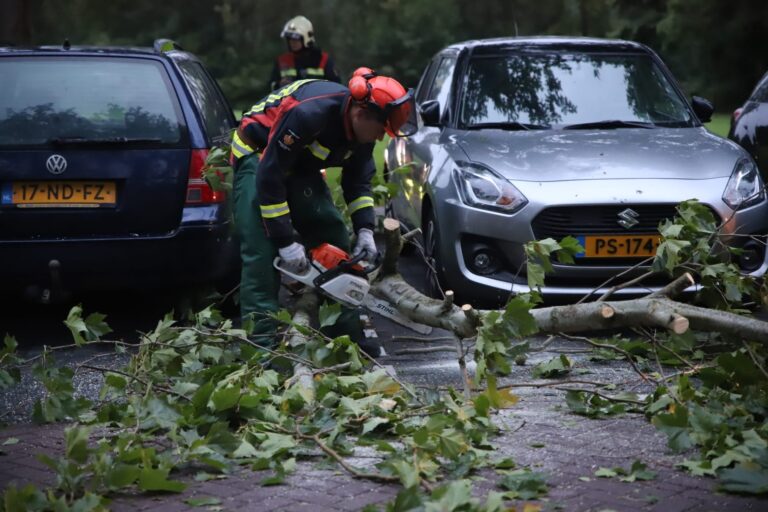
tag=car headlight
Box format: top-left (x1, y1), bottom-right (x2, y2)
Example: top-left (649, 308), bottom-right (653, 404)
top-left (722, 158), bottom-right (765, 210)
top-left (453, 162), bottom-right (528, 213)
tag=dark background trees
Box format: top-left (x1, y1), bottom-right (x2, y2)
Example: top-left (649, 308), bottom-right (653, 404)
top-left (3, 0), bottom-right (767, 111)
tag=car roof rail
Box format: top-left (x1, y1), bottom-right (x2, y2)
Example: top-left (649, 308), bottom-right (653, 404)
top-left (153, 38), bottom-right (184, 53)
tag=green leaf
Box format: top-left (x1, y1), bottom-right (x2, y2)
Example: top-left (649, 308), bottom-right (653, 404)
top-left (493, 458), bottom-right (516, 469)
top-left (185, 497), bottom-right (222, 507)
top-left (391, 486), bottom-right (423, 511)
top-left (107, 464), bottom-right (141, 489)
top-left (1, 484), bottom-right (48, 511)
top-left (595, 467), bottom-right (618, 478)
top-left (84, 311), bottom-right (112, 338)
top-left (64, 426), bottom-right (91, 464)
top-left (64, 305), bottom-right (88, 346)
top-left (719, 462), bottom-right (768, 494)
top-left (210, 385), bottom-right (241, 412)
top-left (319, 303), bottom-right (342, 328)
top-left (138, 467), bottom-right (187, 492)
top-left (622, 460), bottom-right (656, 482)
top-left (253, 433), bottom-right (296, 459)
top-left (678, 459), bottom-right (717, 477)
top-left (2, 438), bottom-right (19, 446)
top-left (532, 354), bottom-right (571, 378)
top-left (387, 459), bottom-right (419, 489)
top-left (652, 404), bottom-right (693, 452)
top-left (105, 374), bottom-right (127, 390)
top-left (362, 417), bottom-right (390, 435)
top-left (498, 469), bottom-right (548, 499)
top-left (232, 440), bottom-right (259, 458)
top-left (427, 479), bottom-right (473, 511)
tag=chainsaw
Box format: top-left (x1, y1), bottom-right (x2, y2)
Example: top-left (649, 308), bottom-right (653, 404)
top-left (273, 243), bottom-right (432, 334)
top-left (273, 243), bottom-right (376, 308)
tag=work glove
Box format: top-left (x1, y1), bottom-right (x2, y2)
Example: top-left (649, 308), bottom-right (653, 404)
top-left (278, 242), bottom-right (309, 274)
top-left (352, 228), bottom-right (377, 263)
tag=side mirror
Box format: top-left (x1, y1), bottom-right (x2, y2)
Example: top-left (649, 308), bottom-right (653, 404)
top-left (419, 100), bottom-right (441, 127)
top-left (691, 96), bottom-right (714, 123)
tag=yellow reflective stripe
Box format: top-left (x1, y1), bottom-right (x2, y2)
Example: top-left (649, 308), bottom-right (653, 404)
top-left (230, 131), bottom-right (254, 159)
top-left (280, 69), bottom-right (298, 77)
top-left (245, 79), bottom-right (317, 116)
top-left (348, 196), bottom-right (374, 214)
top-left (308, 140), bottom-right (330, 160)
top-left (260, 202), bottom-right (290, 219)
top-left (305, 67), bottom-right (324, 76)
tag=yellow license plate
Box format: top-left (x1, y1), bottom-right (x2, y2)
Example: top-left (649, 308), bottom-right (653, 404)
top-left (579, 235), bottom-right (660, 258)
top-left (12, 181), bottom-right (116, 207)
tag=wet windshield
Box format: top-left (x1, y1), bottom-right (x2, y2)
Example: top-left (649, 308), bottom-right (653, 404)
top-left (459, 52), bottom-right (694, 129)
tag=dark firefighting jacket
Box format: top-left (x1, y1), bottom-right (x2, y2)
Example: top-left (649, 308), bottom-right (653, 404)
top-left (269, 48), bottom-right (340, 90)
top-left (231, 80), bottom-right (376, 248)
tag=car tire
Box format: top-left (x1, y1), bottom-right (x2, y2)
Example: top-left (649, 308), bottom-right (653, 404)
top-left (423, 209), bottom-right (446, 299)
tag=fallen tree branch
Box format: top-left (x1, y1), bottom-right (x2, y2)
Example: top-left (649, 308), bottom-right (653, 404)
top-left (373, 219), bottom-right (768, 343)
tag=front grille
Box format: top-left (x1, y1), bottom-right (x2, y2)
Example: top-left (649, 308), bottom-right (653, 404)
top-left (531, 204), bottom-right (720, 239)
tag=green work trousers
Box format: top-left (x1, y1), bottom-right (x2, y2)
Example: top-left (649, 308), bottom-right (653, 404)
top-left (232, 153), bottom-right (363, 346)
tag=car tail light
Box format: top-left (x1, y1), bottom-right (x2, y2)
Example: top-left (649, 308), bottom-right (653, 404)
top-left (732, 108), bottom-right (743, 123)
top-left (186, 149), bottom-right (225, 204)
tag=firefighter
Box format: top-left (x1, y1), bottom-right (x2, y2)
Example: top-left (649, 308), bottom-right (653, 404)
top-left (231, 69), bottom-right (415, 356)
top-left (269, 15), bottom-right (340, 91)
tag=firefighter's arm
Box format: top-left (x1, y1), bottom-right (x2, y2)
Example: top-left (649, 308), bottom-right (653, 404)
top-left (341, 144), bottom-right (376, 234)
top-left (324, 55), bottom-right (341, 84)
top-left (257, 109), bottom-right (322, 247)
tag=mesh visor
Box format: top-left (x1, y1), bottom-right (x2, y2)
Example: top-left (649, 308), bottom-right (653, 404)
top-left (383, 89), bottom-right (416, 137)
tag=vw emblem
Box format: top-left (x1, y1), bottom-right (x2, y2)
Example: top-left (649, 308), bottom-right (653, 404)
top-left (617, 208), bottom-right (640, 229)
top-left (46, 154), bottom-right (68, 175)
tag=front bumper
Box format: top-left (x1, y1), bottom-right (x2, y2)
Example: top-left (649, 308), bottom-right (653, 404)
top-left (432, 178), bottom-right (768, 304)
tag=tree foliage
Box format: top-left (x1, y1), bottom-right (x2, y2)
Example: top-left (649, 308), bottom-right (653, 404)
top-left (8, 0), bottom-right (767, 109)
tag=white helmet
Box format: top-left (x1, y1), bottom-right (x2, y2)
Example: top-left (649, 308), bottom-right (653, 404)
top-left (280, 15), bottom-right (315, 47)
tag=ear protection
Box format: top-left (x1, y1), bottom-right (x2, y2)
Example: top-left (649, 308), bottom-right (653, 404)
top-left (349, 67), bottom-right (377, 103)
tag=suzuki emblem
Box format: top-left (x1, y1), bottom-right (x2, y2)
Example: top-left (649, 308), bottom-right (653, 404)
top-left (617, 208), bottom-right (639, 229)
top-left (46, 154), bottom-right (68, 175)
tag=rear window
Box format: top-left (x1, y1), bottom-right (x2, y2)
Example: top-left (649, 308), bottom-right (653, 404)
top-left (0, 56), bottom-right (184, 146)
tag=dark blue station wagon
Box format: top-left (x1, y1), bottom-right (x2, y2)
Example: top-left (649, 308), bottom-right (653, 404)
top-left (0, 41), bottom-right (238, 302)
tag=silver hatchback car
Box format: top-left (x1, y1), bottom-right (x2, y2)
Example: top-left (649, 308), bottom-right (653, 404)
top-left (385, 37), bottom-right (768, 305)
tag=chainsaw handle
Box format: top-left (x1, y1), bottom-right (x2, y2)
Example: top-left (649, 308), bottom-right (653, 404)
top-left (343, 250), bottom-right (382, 275)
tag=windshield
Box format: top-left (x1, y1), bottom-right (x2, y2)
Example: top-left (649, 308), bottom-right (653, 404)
top-left (459, 52), bottom-right (694, 129)
top-left (0, 57), bottom-right (184, 147)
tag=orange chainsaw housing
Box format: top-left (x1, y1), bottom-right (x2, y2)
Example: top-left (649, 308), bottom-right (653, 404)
top-left (310, 243), bottom-right (364, 272)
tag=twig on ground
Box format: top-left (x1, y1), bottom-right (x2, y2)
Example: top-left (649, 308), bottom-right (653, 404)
top-left (553, 387), bottom-right (648, 406)
top-left (558, 333), bottom-right (653, 383)
top-left (390, 335), bottom-right (455, 343)
top-left (79, 364), bottom-right (190, 401)
top-left (394, 345), bottom-right (459, 355)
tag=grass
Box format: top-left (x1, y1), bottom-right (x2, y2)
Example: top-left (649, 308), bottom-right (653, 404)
top-left (324, 138), bottom-right (388, 187)
top-left (705, 113), bottom-right (731, 138)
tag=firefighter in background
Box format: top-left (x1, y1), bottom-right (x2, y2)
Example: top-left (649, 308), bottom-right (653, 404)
top-left (231, 68), bottom-right (415, 356)
top-left (269, 15), bottom-right (340, 91)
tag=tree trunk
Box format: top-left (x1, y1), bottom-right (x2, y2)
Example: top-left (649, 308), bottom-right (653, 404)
top-left (0, 0), bottom-right (32, 45)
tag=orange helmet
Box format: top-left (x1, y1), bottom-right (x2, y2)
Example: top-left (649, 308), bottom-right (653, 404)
top-left (348, 67), bottom-right (415, 137)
